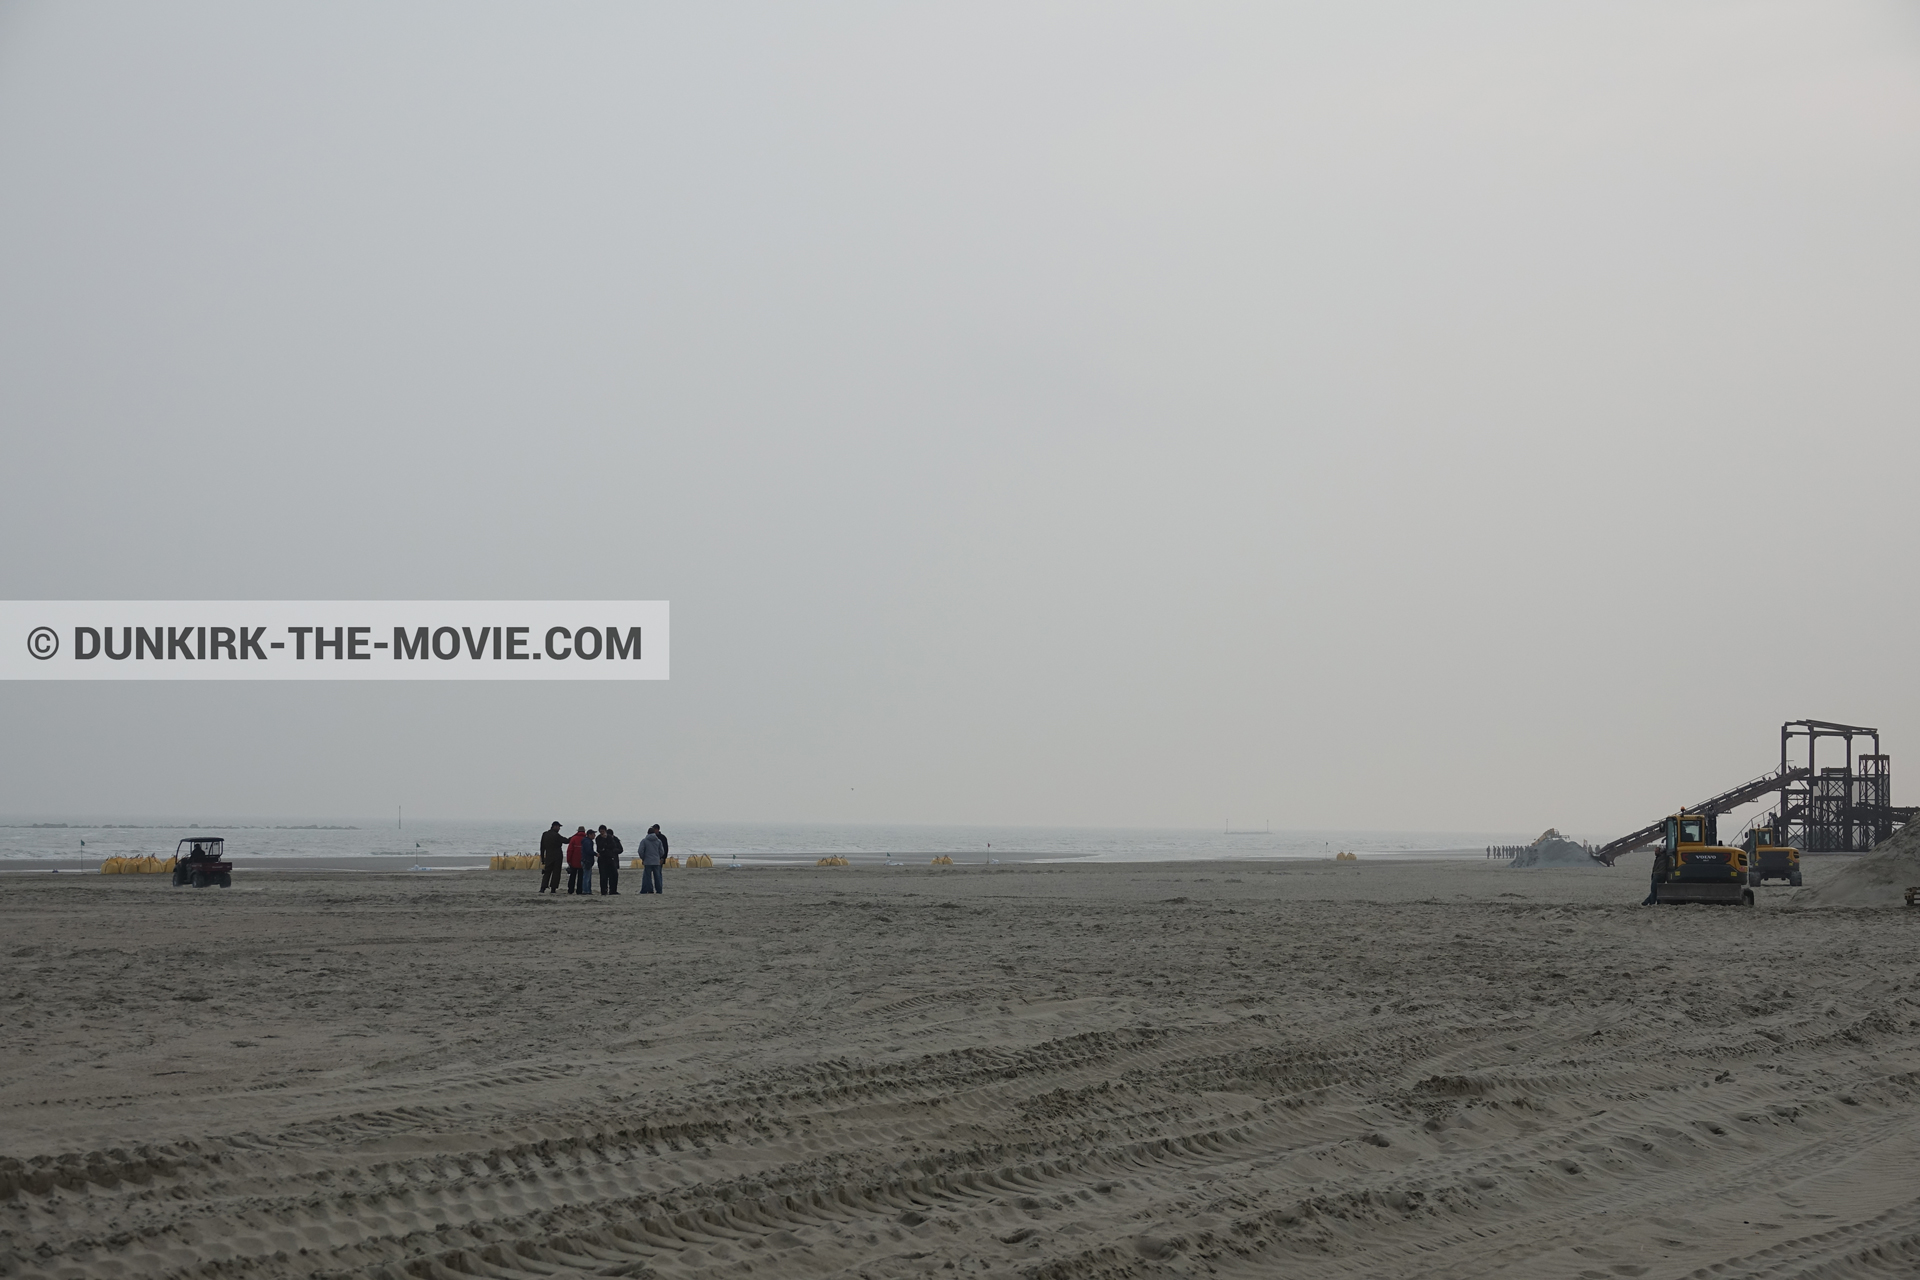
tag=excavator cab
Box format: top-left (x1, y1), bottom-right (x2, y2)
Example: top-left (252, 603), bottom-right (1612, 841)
top-left (1655, 812), bottom-right (1755, 906)
top-left (1743, 825), bottom-right (1802, 888)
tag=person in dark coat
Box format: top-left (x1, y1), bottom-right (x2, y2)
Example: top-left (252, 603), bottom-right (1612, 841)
top-left (538, 821), bottom-right (565, 894)
top-left (1643, 844), bottom-right (1673, 906)
top-left (565, 827), bottom-right (586, 894)
top-left (597, 825), bottom-right (622, 895)
top-left (579, 827), bottom-right (597, 896)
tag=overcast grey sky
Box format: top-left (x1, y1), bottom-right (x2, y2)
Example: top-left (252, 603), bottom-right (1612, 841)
top-left (1, 2), bottom-right (1916, 834)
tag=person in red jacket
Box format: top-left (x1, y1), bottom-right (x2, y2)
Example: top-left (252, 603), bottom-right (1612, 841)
top-left (565, 826), bottom-right (587, 895)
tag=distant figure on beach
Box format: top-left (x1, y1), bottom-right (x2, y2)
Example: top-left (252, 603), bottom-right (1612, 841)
top-left (1643, 843), bottom-right (1672, 906)
top-left (566, 826), bottom-right (587, 894)
top-left (638, 824), bottom-right (667, 895)
top-left (539, 821), bottom-right (565, 894)
top-left (579, 827), bottom-right (597, 895)
top-left (597, 825), bottom-right (622, 895)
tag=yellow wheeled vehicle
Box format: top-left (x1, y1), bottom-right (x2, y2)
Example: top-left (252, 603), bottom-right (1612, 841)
top-left (1655, 813), bottom-right (1755, 906)
top-left (1742, 825), bottom-right (1802, 887)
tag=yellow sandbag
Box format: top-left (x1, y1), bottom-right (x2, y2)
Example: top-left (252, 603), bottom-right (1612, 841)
top-left (930, 855), bottom-right (953, 866)
top-left (102, 855), bottom-right (169, 875)
top-left (686, 854), bottom-right (713, 868)
top-left (815, 855), bottom-right (849, 867)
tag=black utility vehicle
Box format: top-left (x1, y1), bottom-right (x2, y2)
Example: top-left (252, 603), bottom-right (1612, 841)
top-left (172, 837), bottom-right (233, 888)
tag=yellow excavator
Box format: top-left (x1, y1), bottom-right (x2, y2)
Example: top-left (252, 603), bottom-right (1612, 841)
top-left (1743, 825), bottom-right (1802, 887)
top-left (1654, 812), bottom-right (1755, 906)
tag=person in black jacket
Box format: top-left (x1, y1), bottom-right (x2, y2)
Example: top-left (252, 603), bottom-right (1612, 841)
top-left (597, 826), bottom-right (622, 895)
top-left (537, 822), bottom-right (564, 894)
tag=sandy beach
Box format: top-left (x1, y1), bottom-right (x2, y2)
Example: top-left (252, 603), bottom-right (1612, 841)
top-left (4, 857), bottom-right (1919, 1279)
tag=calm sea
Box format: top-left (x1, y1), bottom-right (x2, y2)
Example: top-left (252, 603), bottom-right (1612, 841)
top-left (0, 819), bottom-right (1550, 867)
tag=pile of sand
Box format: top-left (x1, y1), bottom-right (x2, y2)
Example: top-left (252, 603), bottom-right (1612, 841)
top-left (1791, 821), bottom-right (1920, 907)
top-left (1510, 827), bottom-right (1598, 868)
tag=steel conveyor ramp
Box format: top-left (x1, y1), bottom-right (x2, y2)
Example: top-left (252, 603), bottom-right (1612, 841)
top-left (1592, 767), bottom-right (1810, 866)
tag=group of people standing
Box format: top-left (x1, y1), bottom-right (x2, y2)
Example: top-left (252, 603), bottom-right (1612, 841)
top-left (537, 821), bottom-right (670, 897)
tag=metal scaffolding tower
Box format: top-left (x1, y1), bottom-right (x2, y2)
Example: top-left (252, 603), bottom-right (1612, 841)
top-left (1773, 721), bottom-right (1918, 853)
top-left (1594, 719), bottom-right (1913, 865)
top-left (1856, 754), bottom-right (1894, 847)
